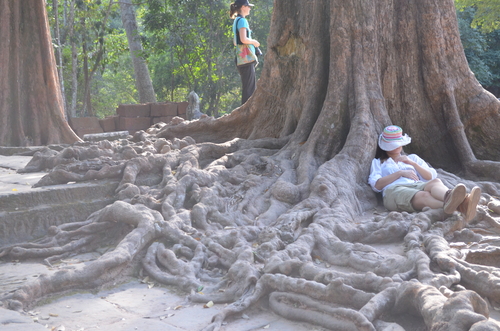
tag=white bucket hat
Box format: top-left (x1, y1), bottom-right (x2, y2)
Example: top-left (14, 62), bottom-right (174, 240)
top-left (378, 125), bottom-right (411, 151)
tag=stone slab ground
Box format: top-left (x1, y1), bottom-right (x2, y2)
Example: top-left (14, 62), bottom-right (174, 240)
top-left (0, 258), bottom-right (324, 331)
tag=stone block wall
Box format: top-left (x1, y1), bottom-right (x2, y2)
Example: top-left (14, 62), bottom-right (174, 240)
top-left (117, 104), bottom-right (151, 118)
top-left (119, 116), bottom-right (152, 133)
top-left (98, 116), bottom-right (119, 132)
top-left (69, 102), bottom-right (188, 137)
top-left (69, 117), bottom-right (104, 138)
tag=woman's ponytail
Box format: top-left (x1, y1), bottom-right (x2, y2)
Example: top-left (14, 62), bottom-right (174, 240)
top-left (229, 3), bottom-right (241, 19)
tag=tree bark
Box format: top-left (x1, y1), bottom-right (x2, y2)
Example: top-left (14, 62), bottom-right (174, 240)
top-left (0, 0), bottom-right (80, 146)
top-left (81, 29), bottom-right (93, 117)
top-left (119, 0), bottom-right (156, 103)
top-left (52, 0), bottom-right (67, 119)
top-left (68, 0), bottom-right (78, 118)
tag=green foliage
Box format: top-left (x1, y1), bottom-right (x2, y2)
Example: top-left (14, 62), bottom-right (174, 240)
top-left (48, 0), bottom-right (135, 118)
top-left (142, 0), bottom-right (273, 116)
top-left (456, 3), bottom-right (500, 90)
top-left (455, 0), bottom-right (500, 33)
top-left (47, 0), bottom-right (273, 118)
top-left (92, 47), bottom-right (139, 119)
top-left (143, 0), bottom-right (232, 115)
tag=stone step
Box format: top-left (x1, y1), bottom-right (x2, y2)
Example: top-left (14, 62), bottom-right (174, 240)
top-left (0, 180), bottom-right (118, 246)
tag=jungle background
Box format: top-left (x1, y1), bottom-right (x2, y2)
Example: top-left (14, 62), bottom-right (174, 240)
top-left (47, 0), bottom-right (273, 119)
top-left (47, 0), bottom-right (500, 120)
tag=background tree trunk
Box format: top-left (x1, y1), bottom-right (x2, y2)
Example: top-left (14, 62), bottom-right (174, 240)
top-left (52, 0), bottom-right (67, 119)
top-left (119, 0), bottom-right (156, 103)
top-left (67, 0), bottom-right (78, 119)
top-left (0, 0), bottom-right (80, 146)
top-left (80, 1), bottom-right (114, 117)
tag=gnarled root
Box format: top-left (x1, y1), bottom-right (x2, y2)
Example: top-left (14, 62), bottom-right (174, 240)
top-left (394, 281), bottom-right (494, 331)
top-left (269, 292), bottom-right (376, 331)
top-left (0, 201), bottom-right (163, 310)
top-left (0, 214), bottom-right (118, 260)
top-left (455, 259), bottom-right (500, 308)
top-left (142, 242), bottom-right (203, 292)
top-left (190, 247), bottom-right (260, 303)
top-left (466, 160), bottom-right (500, 183)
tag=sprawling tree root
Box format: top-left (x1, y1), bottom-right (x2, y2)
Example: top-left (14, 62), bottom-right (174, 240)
top-left (18, 143), bottom-right (118, 173)
top-left (394, 281), bottom-right (500, 331)
top-left (3, 129), bottom-right (500, 330)
top-left (0, 201), bottom-right (163, 310)
top-left (0, 213), bottom-right (122, 260)
top-left (142, 242), bottom-right (204, 292)
top-left (269, 292), bottom-right (377, 331)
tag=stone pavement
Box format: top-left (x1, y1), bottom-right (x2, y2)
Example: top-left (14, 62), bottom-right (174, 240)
top-left (0, 154), bottom-right (46, 195)
top-left (0, 258), bottom-right (324, 331)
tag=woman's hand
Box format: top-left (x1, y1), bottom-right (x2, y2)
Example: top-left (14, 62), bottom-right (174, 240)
top-left (374, 169), bottom-right (417, 190)
top-left (253, 40), bottom-right (260, 47)
top-left (399, 170), bottom-right (419, 181)
top-left (395, 155), bottom-right (433, 180)
top-left (394, 155), bottom-right (413, 165)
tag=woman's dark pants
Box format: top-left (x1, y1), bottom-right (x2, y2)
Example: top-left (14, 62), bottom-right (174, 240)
top-left (237, 62), bottom-right (256, 105)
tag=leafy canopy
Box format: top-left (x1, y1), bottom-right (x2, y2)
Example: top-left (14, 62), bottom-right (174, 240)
top-left (455, 1), bottom-right (500, 89)
top-left (455, 0), bottom-right (500, 33)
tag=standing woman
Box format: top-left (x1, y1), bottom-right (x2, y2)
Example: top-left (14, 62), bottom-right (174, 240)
top-left (230, 0), bottom-right (260, 105)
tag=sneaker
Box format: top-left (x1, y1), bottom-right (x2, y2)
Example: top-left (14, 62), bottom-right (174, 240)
top-left (457, 186), bottom-right (481, 221)
top-left (443, 184), bottom-right (467, 214)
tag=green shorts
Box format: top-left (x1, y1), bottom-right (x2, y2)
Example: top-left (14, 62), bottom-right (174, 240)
top-left (383, 182), bottom-right (428, 213)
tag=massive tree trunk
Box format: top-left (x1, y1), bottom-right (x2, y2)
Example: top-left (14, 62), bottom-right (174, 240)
top-left (2, 0), bottom-right (500, 330)
top-left (0, 0), bottom-right (81, 146)
top-left (119, 0), bottom-right (157, 103)
top-left (160, 0), bottom-right (500, 174)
